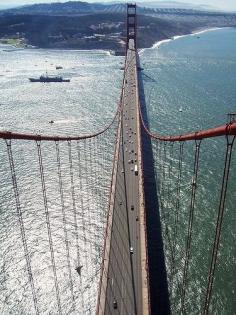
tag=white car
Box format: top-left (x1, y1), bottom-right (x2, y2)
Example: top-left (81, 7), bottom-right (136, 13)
top-left (130, 247), bottom-right (134, 254)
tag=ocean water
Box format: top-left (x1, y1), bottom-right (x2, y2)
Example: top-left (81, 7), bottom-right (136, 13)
top-left (140, 27), bottom-right (236, 314)
top-left (0, 27), bottom-right (235, 314)
top-left (140, 27), bottom-right (236, 133)
top-left (0, 48), bottom-right (122, 314)
top-left (0, 48), bottom-right (122, 135)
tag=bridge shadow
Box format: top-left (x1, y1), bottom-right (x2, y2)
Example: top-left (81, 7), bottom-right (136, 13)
top-left (137, 58), bottom-right (171, 315)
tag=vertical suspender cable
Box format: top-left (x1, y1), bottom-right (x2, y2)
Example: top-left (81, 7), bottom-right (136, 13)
top-left (68, 140), bottom-right (84, 310)
top-left (83, 139), bottom-right (93, 310)
top-left (101, 135), bottom-right (108, 232)
top-left (89, 138), bottom-right (96, 249)
top-left (37, 141), bottom-right (62, 315)
top-left (156, 141), bottom-right (173, 259)
top-left (93, 136), bottom-right (102, 261)
top-left (90, 137), bottom-right (99, 268)
top-left (97, 135), bottom-right (104, 245)
top-left (166, 142), bottom-right (175, 264)
top-left (6, 139), bottom-right (39, 315)
top-left (55, 141), bottom-right (75, 308)
top-left (162, 141), bottom-right (167, 216)
top-left (171, 142), bottom-right (184, 290)
top-left (167, 143), bottom-right (174, 222)
top-left (163, 141), bottom-right (167, 181)
top-left (153, 140), bottom-right (158, 182)
top-left (203, 135), bottom-right (235, 315)
top-left (68, 141), bottom-right (80, 267)
top-left (76, 140), bottom-right (88, 272)
top-left (89, 136), bottom-right (103, 289)
top-left (88, 138), bottom-right (96, 274)
top-left (77, 140), bottom-right (92, 310)
top-left (180, 140), bottom-right (201, 314)
top-left (158, 141), bottom-right (163, 196)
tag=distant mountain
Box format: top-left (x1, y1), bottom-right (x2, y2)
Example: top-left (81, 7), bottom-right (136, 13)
top-left (136, 1), bottom-right (219, 11)
top-left (0, 1), bottom-right (223, 16)
top-left (1, 1), bottom-right (125, 15)
top-left (0, 1), bottom-right (235, 52)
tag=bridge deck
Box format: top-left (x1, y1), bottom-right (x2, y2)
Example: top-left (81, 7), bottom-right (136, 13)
top-left (98, 40), bottom-right (149, 314)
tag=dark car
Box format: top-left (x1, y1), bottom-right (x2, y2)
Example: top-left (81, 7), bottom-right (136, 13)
top-left (113, 300), bottom-right (118, 309)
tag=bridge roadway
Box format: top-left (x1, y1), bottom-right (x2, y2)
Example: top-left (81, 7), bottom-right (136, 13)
top-left (98, 39), bottom-right (149, 314)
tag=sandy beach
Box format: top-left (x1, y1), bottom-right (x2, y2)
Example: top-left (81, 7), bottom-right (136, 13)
top-left (139, 27), bottom-right (227, 55)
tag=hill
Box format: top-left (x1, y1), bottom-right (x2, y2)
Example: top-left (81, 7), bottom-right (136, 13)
top-left (0, 1), bottom-right (236, 52)
top-left (1, 1), bottom-right (232, 16)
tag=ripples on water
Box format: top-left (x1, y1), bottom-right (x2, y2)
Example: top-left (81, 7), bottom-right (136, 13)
top-left (0, 48), bottom-right (122, 135)
top-left (0, 47), bottom-right (122, 314)
top-left (141, 28), bottom-right (236, 314)
top-left (1, 28), bottom-right (236, 315)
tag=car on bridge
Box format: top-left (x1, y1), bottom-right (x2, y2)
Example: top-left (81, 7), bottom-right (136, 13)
top-left (113, 300), bottom-right (118, 309)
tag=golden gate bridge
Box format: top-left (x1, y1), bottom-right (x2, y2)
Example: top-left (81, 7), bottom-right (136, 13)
top-left (0, 3), bottom-right (235, 315)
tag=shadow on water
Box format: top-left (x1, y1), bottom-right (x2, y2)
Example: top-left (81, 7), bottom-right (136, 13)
top-left (142, 72), bottom-right (157, 84)
top-left (137, 57), bottom-right (170, 315)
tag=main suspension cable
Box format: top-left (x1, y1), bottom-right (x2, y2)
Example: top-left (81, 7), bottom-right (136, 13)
top-left (138, 100), bottom-right (236, 142)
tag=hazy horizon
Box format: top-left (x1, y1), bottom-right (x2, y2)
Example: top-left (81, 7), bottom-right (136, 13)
top-left (0, 0), bottom-right (236, 12)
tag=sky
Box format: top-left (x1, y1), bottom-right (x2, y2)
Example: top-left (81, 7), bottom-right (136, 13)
top-left (0, 0), bottom-right (236, 12)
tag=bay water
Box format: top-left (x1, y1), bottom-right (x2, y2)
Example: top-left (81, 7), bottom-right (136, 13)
top-left (0, 27), bottom-right (235, 314)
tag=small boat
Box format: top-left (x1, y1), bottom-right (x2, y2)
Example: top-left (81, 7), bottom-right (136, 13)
top-left (56, 66), bottom-right (63, 70)
top-left (179, 107), bottom-right (183, 112)
top-left (49, 120), bottom-right (54, 124)
top-left (29, 74), bottom-right (70, 83)
top-left (75, 266), bottom-right (82, 276)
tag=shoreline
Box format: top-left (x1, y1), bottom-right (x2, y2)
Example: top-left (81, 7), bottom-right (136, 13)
top-left (0, 27), bottom-right (231, 56)
top-left (139, 27), bottom-right (228, 55)
top-left (0, 44), bottom-right (114, 56)
top-left (191, 27), bottom-right (228, 36)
